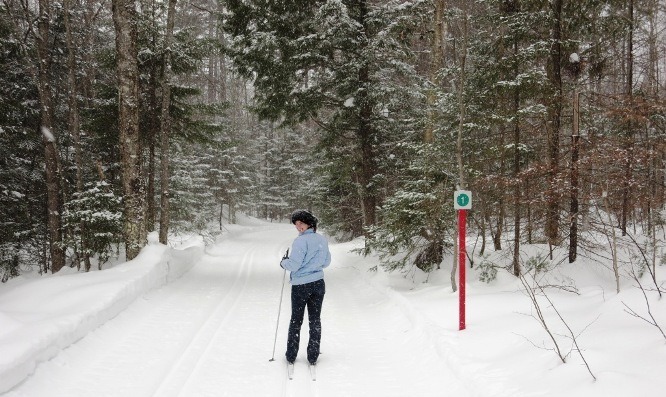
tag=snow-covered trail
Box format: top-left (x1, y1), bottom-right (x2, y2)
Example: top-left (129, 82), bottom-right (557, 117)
top-left (5, 224), bottom-right (468, 397)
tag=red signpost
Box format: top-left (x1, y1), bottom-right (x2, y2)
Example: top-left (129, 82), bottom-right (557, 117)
top-left (454, 190), bottom-right (471, 331)
top-left (458, 208), bottom-right (466, 330)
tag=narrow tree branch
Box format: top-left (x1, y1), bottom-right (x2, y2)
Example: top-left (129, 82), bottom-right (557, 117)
top-left (623, 271), bottom-right (666, 341)
top-left (521, 271), bottom-right (597, 381)
top-left (535, 280), bottom-right (597, 381)
top-left (625, 232), bottom-right (662, 298)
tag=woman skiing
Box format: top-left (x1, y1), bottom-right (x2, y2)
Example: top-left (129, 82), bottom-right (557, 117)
top-left (280, 209), bottom-right (331, 367)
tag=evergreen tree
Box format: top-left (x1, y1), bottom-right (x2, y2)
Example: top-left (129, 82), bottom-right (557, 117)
top-left (62, 181), bottom-right (123, 270)
top-left (0, 9), bottom-right (44, 280)
top-left (224, 0), bottom-right (430, 237)
top-left (452, 0), bottom-right (562, 259)
top-left (170, 147), bottom-right (218, 233)
top-left (363, 143), bottom-right (457, 272)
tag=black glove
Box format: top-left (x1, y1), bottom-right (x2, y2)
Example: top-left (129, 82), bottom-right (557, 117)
top-left (280, 249), bottom-right (289, 269)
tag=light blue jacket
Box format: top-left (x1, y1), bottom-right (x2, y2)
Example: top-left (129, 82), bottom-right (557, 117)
top-left (280, 229), bottom-right (331, 285)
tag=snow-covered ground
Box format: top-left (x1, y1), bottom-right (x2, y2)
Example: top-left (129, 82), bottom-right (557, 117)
top-left (1, 216), bottom-right (665, 396)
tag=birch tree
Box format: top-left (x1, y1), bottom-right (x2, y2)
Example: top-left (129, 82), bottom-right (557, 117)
top-left (112, 0), bottom-right (146, 259)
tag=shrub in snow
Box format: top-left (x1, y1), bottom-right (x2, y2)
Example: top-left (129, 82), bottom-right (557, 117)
top-left (0, 248), bottom-right (20, 283)
top-left (524, 254), bottom-right (549, 274)
top-left (62, 181), bottom-right (123, 268)
top-left (477, 255), bottom-right (499, 283)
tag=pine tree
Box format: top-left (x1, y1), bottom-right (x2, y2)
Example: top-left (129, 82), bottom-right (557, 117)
top-left (0, 9), bottom-right (44, 280)
top-left (62, 182), bottom-right (123, 270)
top-left (457, 1), bottom-right (560, 260)
top-left (224, 0), bottom-right (431, 237)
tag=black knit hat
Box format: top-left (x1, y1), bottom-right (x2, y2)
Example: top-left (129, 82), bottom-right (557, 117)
top-left (290, 209), bottom-right (318, 231)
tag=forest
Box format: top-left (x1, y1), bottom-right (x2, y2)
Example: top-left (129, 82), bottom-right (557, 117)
top-left (0, 0), bottom-right (664, 282)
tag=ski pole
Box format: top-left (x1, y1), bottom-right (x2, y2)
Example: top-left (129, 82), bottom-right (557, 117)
top-left (269, 249), bottom-right (289, 362)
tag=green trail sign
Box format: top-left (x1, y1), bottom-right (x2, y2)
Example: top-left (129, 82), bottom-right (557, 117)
top-left (454, 190), bottom-right (472, 210)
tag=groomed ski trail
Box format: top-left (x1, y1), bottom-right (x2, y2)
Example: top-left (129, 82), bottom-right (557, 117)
top-left (4, 224), bottom-right (471, 397)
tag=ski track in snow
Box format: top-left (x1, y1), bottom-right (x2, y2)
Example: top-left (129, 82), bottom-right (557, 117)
top-left (4, 225), bottom-right (473, 397)
top-left (152, 243), bottom-right (258, 396)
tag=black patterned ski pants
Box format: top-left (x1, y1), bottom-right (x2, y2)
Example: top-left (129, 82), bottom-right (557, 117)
top-left (285, 279), bottom-right (325, 364)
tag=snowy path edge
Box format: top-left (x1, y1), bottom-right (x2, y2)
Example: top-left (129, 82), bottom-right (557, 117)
top-left (0, 238), bottom-right (205, 394)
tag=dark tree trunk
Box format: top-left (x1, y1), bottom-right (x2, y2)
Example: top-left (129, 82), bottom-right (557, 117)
top-left (511, 41), bottom-right (521, 277)
top-left (38, 0), bottom-right (66, 273)
top-left (356, 0), bottom-right (377, 230)
top-left (493, 125), bottom-right (505, 251)
top-left (158, 0), bottom-right (177, 245)
top-left (621, 0), bottom-right (634, 236)
top-left (545, 0), bottom-right (563, 248)
top-left (569, 91), bottom-right (580, 263)
top-left (424, 0), bottom-right (446, 143)
top-left (65, 0), bottom-right (92, 271)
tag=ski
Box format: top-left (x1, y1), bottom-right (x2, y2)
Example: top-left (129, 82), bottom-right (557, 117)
top-left (287, 362), bottom-right (295, 380)
top-left (309, 363), bottom-right (317, 381)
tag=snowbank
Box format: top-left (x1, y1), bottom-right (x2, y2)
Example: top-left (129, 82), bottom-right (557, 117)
top-left (0, 235), bottom-right (204, 394)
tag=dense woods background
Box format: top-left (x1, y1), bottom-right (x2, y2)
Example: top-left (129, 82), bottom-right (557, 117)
top-left (1, 0), bottom-right (664, 282)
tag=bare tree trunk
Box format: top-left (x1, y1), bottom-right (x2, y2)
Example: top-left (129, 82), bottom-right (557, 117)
top-left (451, 226), bottom-right (458, 293)
top-left (620, 0), bottom-right (634, 236)
top-left (218, 29), bottom-right (228, 104)
top-left (64, 0), bottom-right (92, 271)
top-left (452, 8), bottom-right (468, 289)
top-left (602, 194), bottom-right (620, 293)
top-left (526, 177), bottom-right (533, 243)
top-left (207, 13), bottom-right (218, 104)
top-left (424, 0), bottom-right (446, 143)
top-left (82, 0), bottom-right (106, 101)
top-left (569, 89), bottom-right (580, 263)
top-left (37, 0), bottom-right (66, 273)
top-left (511, 40), bottom-right (521, 277)
top-left (645, 0), bottom-right (658, 97)
top-left (147, 131), bottom-right (156, 230)
top-left (456, 12), bottom-right (467, 192)
top-left (545, 0), bottom-right (563, 248)
top-left (474, 213), bottom-right (487, 256)
top-left (493, 128), bottom-right (505, 251)
top-left (158, 0), bottom-right (177, 245)
top-left (356, 0), bottom-right (377, 231)
top-left (146, 1), bottom-right (159, 232)
top-left (113, 0), bottom-right (146, 259)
